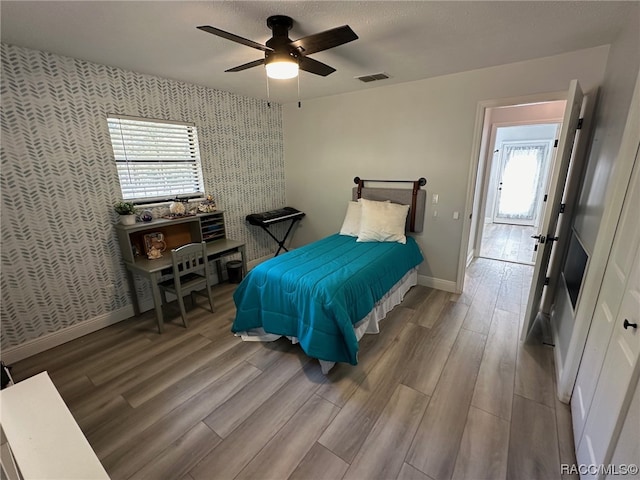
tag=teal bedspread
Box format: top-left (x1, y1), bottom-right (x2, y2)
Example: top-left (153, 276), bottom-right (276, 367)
top-left (232, 234), bottom-right (423, 365)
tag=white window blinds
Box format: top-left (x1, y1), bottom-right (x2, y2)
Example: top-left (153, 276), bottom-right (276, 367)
top-left (108, 115), bottom-right (205, 203)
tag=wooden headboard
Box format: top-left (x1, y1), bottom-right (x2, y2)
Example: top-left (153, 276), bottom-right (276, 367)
top-left (352, 177), bottom-right (427, 232)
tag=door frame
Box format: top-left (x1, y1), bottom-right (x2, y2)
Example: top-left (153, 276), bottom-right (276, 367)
top-left (461, 90), bottom-right (567, 275)
top-left (474, 121), bottom-right (561, 260)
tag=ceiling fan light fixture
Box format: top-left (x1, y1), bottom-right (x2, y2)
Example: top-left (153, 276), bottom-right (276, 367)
top-left (198, 15), bottom-right (358, 79)
top-left (265, 52), bottom-right (299, 79)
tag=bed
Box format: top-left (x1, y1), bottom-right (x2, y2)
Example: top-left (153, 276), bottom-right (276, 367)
top-left (232, 177), bottom-right (427, 373)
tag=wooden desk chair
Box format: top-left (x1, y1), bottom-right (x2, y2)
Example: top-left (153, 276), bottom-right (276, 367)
top-left (159, 242), bottom-right (215, 328)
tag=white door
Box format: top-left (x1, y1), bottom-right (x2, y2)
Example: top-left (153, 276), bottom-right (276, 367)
top-left (573, 145), bottom-right (640, 476)
top-left (521, 79), bottom-right (584, 341)
top-left (607, 380), bottom-right (640, 480)
top-left (492, 140), bottom-right (552, 226)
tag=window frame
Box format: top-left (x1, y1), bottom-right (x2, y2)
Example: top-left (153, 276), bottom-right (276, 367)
top-left (107, 114), bottom-right (206, 205)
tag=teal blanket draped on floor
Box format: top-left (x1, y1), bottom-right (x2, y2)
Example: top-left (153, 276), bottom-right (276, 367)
top-left (232, 234), bottom-right (424, 365)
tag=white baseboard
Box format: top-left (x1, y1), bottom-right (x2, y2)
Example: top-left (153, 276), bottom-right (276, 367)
top-left (550, 304), bottom-right (570, 403)
top-left (2, 259), bottom-right (260, 365)
top-left (1, 258), bottom-right (263, 364)
top-left (417, 274), bottom-right (457, 293)
top-left (1, 305), bottom-right (135, 364)
top-left (3, 261), bottom-right (453, 364)
top-left (553, 342), bottom-right (568, 403)
top-left (466, 249), bottom-right (475, 267)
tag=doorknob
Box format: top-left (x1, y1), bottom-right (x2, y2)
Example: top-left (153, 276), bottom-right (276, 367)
top-left (623, 319), bottom-right (638, 330)
top-left (531, 234), bottom-right (546, 243)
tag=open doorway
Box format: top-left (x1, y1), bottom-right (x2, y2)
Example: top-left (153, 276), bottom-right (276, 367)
top-left (468, 101), bottom-right (566, 267)
top-left (479, 123), bottom-right (559, 264)
top-left (459, 81), bottom-right (592, 397)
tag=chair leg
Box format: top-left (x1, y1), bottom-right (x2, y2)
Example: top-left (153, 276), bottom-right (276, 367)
top-left (206, 286), bottom-right (215, 313)
top-left (177, 295), bottom-right (189, 329)
top-left (160, 289), bottom-right (167, 306)
top-left (159, 289), bottom-right (167, 321)
top-left (190, 291), bottom-right (198, 309)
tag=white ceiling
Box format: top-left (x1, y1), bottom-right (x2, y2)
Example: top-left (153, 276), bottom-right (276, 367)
top-left (1, 1), bottom-right (637, 104)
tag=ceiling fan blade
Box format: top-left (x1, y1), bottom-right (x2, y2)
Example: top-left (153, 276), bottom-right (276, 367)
top-left (197, 25), bottom-right (273, 53)
top-left (290, 25), bottom-right (358, 56)
top-left (225, 59), bottom-right (265, 72)
top-left (299, 57), bottom-right (336, 77)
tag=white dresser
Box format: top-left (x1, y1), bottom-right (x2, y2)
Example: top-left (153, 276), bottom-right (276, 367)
top-left (0, 371), bottom-right (109, 479)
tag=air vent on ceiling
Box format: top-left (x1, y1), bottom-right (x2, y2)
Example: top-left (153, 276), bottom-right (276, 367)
top-left (355, 72), bottom-right (390, 83)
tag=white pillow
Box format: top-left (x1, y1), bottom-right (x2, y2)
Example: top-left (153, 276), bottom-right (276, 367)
top-left (339, 201), bottom-right (362, 237)
top-left (357, 198), bottom-right (409, 244)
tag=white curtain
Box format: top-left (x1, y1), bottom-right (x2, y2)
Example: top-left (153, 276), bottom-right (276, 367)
top-left (496, 144), bottom-right (547, 221)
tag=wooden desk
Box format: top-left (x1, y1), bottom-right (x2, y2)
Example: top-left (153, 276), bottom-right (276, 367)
top-left (115, 214), bottom-right (246, 332)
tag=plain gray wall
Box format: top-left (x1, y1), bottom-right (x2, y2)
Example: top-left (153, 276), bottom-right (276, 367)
top-left (283, 46), bottom-right (609, 287)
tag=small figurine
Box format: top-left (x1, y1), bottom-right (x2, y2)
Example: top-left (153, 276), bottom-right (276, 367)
top-left (169, 201), bottom-right (186, 216)
top-left (147, 246), bottom-right (163, 260)
top-left (198, 194), bottom-right (217, 213)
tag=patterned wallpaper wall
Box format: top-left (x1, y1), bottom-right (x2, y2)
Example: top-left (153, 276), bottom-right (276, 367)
top-left (1, 43), bottom-right (286, 350)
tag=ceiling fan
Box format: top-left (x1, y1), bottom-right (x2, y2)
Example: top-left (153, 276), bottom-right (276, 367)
top-left (197, 15), bottom-right (358, 79)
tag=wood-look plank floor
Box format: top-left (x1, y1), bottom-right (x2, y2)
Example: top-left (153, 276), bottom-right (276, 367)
top-left (480, 223), bottom-right (536, 265)
top-left (10, 258), bottom-right (578, 480)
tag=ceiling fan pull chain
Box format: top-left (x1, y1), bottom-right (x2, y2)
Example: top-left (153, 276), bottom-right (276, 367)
top-left (297, 74), bottom-right (301, 108)
top-left (266, 73), bottom-right (271, 108)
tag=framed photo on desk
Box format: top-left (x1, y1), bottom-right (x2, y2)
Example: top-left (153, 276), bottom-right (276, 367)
top-left (143, 232), bottom-right (167, 255)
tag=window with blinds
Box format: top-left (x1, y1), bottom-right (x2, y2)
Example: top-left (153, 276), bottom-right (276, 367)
top-left (107, 115), bottom-right (205, 203)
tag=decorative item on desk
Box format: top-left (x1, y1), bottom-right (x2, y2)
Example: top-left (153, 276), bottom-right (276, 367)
top-left (169, 201), bottom-right (186, 216)
top-left (163, 198), bottom-right (195, 219)
top-left (143, 232), bottom-right (167, 256)
top-left (114, 201), bottom-right (137, 225)
top-left (140, 210), bottom-right (153, 222)
top-left (147, 246), bottom-right (163, 260)
top-left (198, 195), bottom-right (217, 213)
